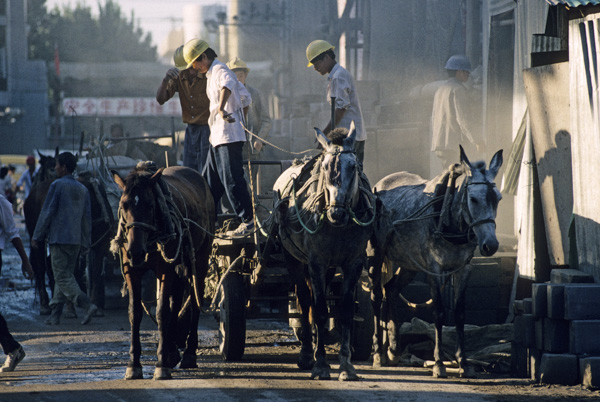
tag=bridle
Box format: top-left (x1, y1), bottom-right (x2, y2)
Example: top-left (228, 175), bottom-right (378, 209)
top-left (321, 149), bottom-right (359, 215)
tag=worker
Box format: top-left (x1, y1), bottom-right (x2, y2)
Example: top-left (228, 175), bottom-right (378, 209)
top-left (430, 54), bottom-right (484, 169)
top-left (306, 39), bottom-right (367, 166)
top-left (156, 45), bottom-right (210, 172)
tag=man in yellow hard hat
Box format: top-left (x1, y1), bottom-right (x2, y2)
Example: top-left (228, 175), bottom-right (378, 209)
top-left (183, 39), bottom-right (254, 238)
top-left (227, 57), bottom-right (272, 190)
top-left (306, 39), bottom-right (367, 166)
top-left (156, 44), bottom-right (210, 172)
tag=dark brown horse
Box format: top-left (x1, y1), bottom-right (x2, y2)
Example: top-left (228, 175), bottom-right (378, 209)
top-left (112, 165), bottom-right (215, 380)
top-left (23, 148), bottom-right (58, 313)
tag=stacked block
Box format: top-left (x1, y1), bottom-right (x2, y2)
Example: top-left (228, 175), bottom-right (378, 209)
top-left (511, 268), bottom-right (600, 388)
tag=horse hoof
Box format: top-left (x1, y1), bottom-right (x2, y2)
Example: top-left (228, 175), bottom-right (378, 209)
top-left (179, 354), bottom-right (197, 369)
top-left (432, 363), bottom-right (447, 378)
top-left (298, 354), bottom-right (315, 370)
top-left (153, 367), bottom-right (172, 380)
top-left (311, 364), bottom-right (331, 380)
top-left (372, 353), bottom-right (383, 368)
top-left (339, 370), bottom-right (359, 381)
top-left (125, 366), bottom-right (143, 380)
top-left (386, 349), bottom-right (401, 366)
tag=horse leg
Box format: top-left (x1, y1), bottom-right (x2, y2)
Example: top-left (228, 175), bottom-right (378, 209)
top-left (369, 253), bottom-right (385, 367)
top-left (154, 272), bottom-right (174, 380)
top-left (308, 261), bottom-right (330, 380)
top-left (428, 272), bottom-right (447, 378)
top-left (125, 268), bottom-right (144, 380)
top-left (454, 267), bottom-right (475, 378)
top-left (31, 247), bottom-right (50, 314)
top-left (295, 279), bottom-right (315, 370)
top-left (385, 268), bottom-right (417, 365)
top-left (338, 257), bottom-right (363, 381)
top-left (179, 303), bottom-right (199, 369)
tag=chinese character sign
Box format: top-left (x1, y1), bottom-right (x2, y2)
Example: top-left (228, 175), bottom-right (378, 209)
top-left (62, 98), bottom-right (182, 117)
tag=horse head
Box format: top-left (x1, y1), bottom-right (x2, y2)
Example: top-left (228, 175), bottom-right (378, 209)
top-left (113, 167), bottom-right (164, 267)
top-left (315, 122), bottom-right (360, 227)
top-left (460, 145), bottom-right (503, 256)
top-left (35, 147), bottom-right (59, 183)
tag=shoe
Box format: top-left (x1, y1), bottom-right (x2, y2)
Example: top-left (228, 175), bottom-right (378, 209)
top-left (44, 304), bottom-right (63, 326)
top-left (63, 303), bottom-right (78, 319)
top-left (81, 304), bottom-right (98, 325)
top-left (226, 219), bottom-right (255, 238)
top-left (39, 305), bottom-right (51, 316)
top-left (0, 346), bottom-right (25, 372)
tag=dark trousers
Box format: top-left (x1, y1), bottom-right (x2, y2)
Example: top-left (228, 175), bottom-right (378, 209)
top-left (202, 141), bottom-right (253, 222)
top-left (183, 124), bottom-right (210, 173)
top-left (0, 313), bottom-right (19, 355)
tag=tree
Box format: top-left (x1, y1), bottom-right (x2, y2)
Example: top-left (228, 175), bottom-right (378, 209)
top-left (27, 0), bottom-right (157, 63)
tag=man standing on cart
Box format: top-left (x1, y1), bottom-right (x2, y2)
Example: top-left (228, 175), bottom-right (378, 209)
top-left (183, 39), bottom-right (254, 238)
top-left (156, 45), bottom-right (211, 172)
top-left (306, 39), bottom-right (367, 167)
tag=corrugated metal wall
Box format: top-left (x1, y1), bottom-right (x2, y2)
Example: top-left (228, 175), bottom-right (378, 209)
top-left (569, 15), bottom-right (600, 281)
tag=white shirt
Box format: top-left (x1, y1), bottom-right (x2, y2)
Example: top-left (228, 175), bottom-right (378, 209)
top-left (327, 63), bottom-right (367, 141)
top-left (206, 60), bottom-right (251, 147)
top-left (0, 193), bottom-right (19, 251)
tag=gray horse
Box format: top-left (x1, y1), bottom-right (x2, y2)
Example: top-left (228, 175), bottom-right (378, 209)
top-left (369, 145), bottom-right (502, 378)
top-left (273, 124), bottom-right (375, 381)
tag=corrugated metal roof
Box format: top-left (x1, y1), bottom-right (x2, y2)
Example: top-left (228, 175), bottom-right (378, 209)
top-left (546, 0), bottom-right (600, 6)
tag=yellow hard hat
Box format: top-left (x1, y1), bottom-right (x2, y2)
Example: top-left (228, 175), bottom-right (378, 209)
top-left (173, 45), bottom-right (186, 69)
top-left (306, 40), bottom-right (335, 67)
top-left (227, 57), bottom-right (250, 72)
top-left (183, 39), bottom-right (210, 69)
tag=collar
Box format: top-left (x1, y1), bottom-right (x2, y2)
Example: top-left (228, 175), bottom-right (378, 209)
top-left (327, 63), bottom-right (341, 80)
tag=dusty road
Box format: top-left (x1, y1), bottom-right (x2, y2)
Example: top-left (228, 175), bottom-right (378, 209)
top-left (0, 223), bottom-right (598, 401)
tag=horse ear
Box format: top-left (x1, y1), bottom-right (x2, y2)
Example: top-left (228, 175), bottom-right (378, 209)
top-left (37, 149), bottom-right (43, 159)
top-left (112, 170), bottom-right (126, 191)
top-left (315, 127), bottom-right (330, 149)
top-left (150, 168), bottom-right (164, 185)
top-left (487, 149), bottom-right (503, 179)
top-left (459, 145), bottom-right (473, 169)
top-left (343, 121), bottom-right (357, 149)
top-left (55, 146), bottom-right (59, 158)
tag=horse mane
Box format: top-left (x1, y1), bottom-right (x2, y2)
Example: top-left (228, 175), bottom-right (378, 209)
top-left (327, 127), bottom-right (349, 145)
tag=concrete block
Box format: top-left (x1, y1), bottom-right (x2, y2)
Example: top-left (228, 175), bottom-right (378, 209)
top-left (532, 284), bottom-right (548, 318)
top-left (513, 300), bottom-right (525, 315)
top-left (580, 357), bottom-right (600, 389)
top-left (543, 318), bottom-right (569, 353)
top-left (538, 353), bottom-right (578, 385)
top-left (513, 314), bottom-right (535, 347)
top-left (523, 298), bottom-right (533, 314)
top-left (535, 319), bottom-right (544, 351)
top-left (530, 348), bottom-right (543, 382)
top-left (466, 286), bottom-right (500, 311)
top-left (551, 268), bottom-right (594, 284)
top-left (511, 342), bottom-right (528, 378)
top-left (570, 320), bottom-right (600, 355)
top-left (564, 284), bottom-right (600, 320)
top-left (468, 262), bottom-right (500, 287)
top-left (546, 284), bottom-right (565, 319)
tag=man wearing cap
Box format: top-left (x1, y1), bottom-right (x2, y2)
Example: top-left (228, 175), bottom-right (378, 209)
top-left (16, 156), bottom-right (38, 200)
top-left (156, 45), bottom-right (211, 172)
top-left (227, 57), bottom-right (272, 190)
top-left (306, 40), bottom-right (367, 166)
top-left (183, 39), bottom-right (254, 238)
top-left (430, 54), bottom-right (484, 169)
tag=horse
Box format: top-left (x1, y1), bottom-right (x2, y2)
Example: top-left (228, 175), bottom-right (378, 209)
top-left (23, 148), bottom-right (59, 314)
top-left (111, 164), bottom-right (215, 380)
top-left (272, 123), bottom-right (376, 381)
top-left (369, 145), bottom-right (503, 378)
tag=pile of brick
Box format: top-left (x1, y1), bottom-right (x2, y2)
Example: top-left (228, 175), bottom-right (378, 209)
top-left (512, 269), bottom-right (600, 388)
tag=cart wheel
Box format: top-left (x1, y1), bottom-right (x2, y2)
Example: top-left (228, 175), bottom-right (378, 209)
top-left (218, 270), bottom-right (246, 361)
top-left (352, 275), bottom-right (374, 361)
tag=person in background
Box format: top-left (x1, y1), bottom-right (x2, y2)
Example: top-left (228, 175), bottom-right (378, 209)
top-left (306, 39), bottom-right (367, 166)
top-left (0, 191), bottom-right (34, 372)
top-left (156, 45), bottom-right (211, 173)
top-left (16, 156), bottom-right (38, 200)
top-left (183, 39), bottom-right (254, 238)
top-left (430, 54), bottom-right (484, 169)
top-left (0, 167), bottom-right (14, 205)
top-left (32, 152), bottom-right (97, 326)
top-left (227, 57), bottom-right (272, 192)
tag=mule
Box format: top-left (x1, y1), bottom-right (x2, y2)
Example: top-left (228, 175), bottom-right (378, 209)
top-left (112, 164), bottom-right (215, 380)
top-left (23, 148), bottom-right (58, 314)
top-left (273, 124), bottom-right (375, 381)
top-left (369, 145), bottom-right (503, 378)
